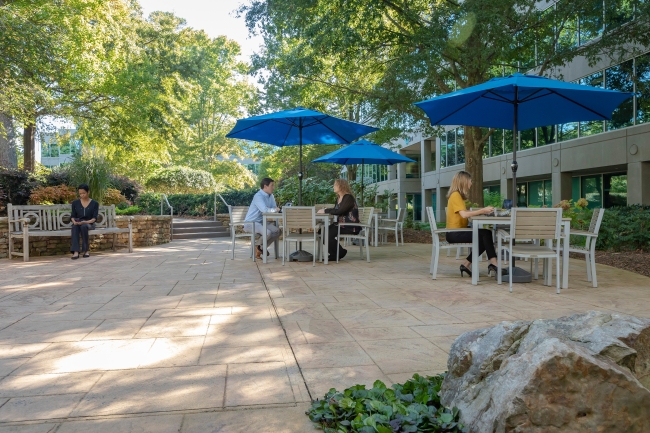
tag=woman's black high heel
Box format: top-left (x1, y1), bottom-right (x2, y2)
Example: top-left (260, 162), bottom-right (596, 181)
top-left (488, 263), bottom-right (507, 276)
top-left (460, 264), bottom-right (472, 277)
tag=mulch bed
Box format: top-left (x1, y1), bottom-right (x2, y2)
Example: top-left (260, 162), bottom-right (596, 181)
top-left (389, 229), bottom-right (650, 279)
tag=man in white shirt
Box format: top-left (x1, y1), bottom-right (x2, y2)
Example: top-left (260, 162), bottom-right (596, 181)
top-left (245, 178), bottom-right (281, 259)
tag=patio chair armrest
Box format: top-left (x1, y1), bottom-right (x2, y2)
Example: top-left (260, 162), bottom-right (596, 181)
top-left (9, 218), bottom-right (29, 224)
top-left (497, 229), bottom-right (511, 240)
top-left (338, 223), bottom-right (371, 228)
top-left (570, 230), bottom-right (598, 237)
top-left (434, 228), bottom-right (473, 234)
top-left (230, 221), bottom-right (254, 227)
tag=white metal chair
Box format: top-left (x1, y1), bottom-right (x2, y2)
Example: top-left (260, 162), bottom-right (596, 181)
top-left (564, 208), bottom-right (605, 287)
top-left (282, 206), bottom-right (321, 266)
top-left (498, 208), bottom-right (563, 294)
top-left (444, 206), bottom-right (466, 259)
top-left (337, 207), bottom-right (374, 262)
top-left (228, 206), bottom-right (257, 261)
top-left (426, 206), bottom-right (473, 279)
top-left (378, 208), bottom-right (405, 246)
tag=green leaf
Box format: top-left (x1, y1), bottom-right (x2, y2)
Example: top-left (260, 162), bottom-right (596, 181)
top-left (440, 413), bottom-right (454, 423)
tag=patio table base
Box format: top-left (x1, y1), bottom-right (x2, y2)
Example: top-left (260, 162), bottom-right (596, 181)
top-left (289, 249), bottom-right (313, 262)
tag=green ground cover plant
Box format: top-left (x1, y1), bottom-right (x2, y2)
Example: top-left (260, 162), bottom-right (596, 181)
top-left (307, 374), bottom-right (466, 433)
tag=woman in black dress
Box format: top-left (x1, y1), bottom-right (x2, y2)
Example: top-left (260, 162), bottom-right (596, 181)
top-left (70, 184), bottom-right (99, 259)
top-left (317, 179), bottom-right (360, 261)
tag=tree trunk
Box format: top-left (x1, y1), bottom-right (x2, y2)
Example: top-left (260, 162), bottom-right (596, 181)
top-left (23, 123), bottom-right (36, 172)
top-left (347, 164), bottom-right (357, 181)
top-left (0, 113), bottom-right (18, 168)
top-left (464, 126), bottom-right (485, 207)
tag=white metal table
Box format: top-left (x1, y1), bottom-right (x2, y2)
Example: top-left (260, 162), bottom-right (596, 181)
top-left (470, 216), bottom-right (571, 289)
top-left (262, 212), bottom-right (332, 264)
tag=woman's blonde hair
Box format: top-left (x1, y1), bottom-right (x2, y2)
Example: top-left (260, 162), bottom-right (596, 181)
top-left (447, 171), bottom-right (472, 200)
top-left (334, 178), bottom-right (354, 197)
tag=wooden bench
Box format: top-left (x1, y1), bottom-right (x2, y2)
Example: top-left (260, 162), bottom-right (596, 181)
top-left (7, 203), bottom-right (133, 262)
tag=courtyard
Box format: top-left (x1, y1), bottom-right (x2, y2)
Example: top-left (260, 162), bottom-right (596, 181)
top-left (0, 240), bottom-right (649, 432)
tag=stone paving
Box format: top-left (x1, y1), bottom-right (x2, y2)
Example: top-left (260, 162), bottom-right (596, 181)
top-left (0, 239), bottom-right (649, 432)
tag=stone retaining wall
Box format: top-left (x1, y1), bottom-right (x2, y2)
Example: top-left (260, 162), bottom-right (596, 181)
top-left (0, 215), bottom-right (172, 259)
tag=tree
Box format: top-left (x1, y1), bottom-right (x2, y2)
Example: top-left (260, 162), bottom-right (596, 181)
top-left (243, 0), bottom-right (650, 204)
top-left (0, 0), bottom-right (137, 171)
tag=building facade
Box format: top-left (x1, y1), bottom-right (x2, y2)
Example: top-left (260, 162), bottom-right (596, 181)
top-left (370, 44), bottom-right (650, 223)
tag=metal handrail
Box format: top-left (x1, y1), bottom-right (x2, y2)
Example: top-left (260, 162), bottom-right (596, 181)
top-left (160, 194), bottom-right (173, 217)
top-left (161, 194), bottom-right (173, 238)
top-left (216, 193), bottom-right (230, 221)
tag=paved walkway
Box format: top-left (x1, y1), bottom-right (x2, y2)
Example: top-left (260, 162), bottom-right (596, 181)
top-left (0, 239), bottom-right (648, 432)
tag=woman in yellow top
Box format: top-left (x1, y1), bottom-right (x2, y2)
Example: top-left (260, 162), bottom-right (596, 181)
top-left (446, 171), bottom-right (504, 277)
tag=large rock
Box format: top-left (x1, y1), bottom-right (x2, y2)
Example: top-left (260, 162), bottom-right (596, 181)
top-left (440, 311), bottom-right (650, 433)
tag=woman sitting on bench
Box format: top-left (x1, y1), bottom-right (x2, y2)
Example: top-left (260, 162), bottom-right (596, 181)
top-left (70, 184), bottom-right (99, 259)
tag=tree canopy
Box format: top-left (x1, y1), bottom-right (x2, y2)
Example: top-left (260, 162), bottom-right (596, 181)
top-left (242, 0), bottom-right (650, 203)
top-left (0, 1), bottom-right (260, 191)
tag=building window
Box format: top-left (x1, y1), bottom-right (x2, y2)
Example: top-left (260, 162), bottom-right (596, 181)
top-left (405, 193), bottom-right (422, 221)
top-left (571, 173), bottom-right (627, 209)
top-left (557, 122), bottom-right (578, 142)
top-left (538, 125), bottom-right (557, 145)
top-left (491, 129), bottom-right (504, 156)
top-left (580, 71), bottom-right (605, 136)
top-left (580, 0), bottom-right (604, 45)
top-left (430, 151), bottom-right (436, 172)
top-left (635, 52), bottom-right (650, 124)
top-left (605, 0), bottom-right (634, 31)
top-left (456, 127), bottom-right (465, 164)
top-left (516, 183), bottom-right (528, 207)
top-left (446, 129), bottom-right (456, 166)
top-left (516, 180), bottom-right (553, 207)
top-left (604, 172), bottom-right (627, 207)
top-left (520, 129), bottom-right (536, 150)
top-left (606, 60), bottom-right (635, 130)
top-left (439, 135), bottom-right (447, 169)
top-left (405, 155), bottom-right (420, 179)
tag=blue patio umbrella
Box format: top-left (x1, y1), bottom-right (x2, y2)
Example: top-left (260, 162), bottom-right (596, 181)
top-left (414, 73), bottom-right (633, 202)
top-left (226, 107), bottom-right (378, 205)
top-left (312, 139), bottom-right (415, 204)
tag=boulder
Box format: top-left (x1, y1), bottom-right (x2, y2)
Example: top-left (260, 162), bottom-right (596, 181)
top-left (440, 311), bottom-right (650, 433)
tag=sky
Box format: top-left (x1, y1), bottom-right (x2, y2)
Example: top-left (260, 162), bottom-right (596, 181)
top-left (137, 0), bottom-right (263, 62)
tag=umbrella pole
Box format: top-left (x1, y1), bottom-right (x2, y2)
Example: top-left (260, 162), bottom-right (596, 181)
top-left (361, 160), bottom-right (364, 206)
top-left (298, 123), bottom-right (303, 206)
top-left (511, 87), bottom-right (519, 207)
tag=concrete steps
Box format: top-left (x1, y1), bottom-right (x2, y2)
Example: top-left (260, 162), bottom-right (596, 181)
top-left (172, 219), bottom-right (229, 240)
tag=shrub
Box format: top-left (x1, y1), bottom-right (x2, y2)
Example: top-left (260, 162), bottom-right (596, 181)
top-left (145, 166), bottom-right (216, 194)
top-left (29, 185), bottom-right (77, 205)
top-left (115, 205), bottom-right (142, 215)
top-left (0, 166), bottom-right (45, 208)
top-left (274, 177), bottom-right (336, 206)
top-left (109, 174), bottom-right (143, 201)
top-left (556, 200), bottom-right (650, 251)
top-left (136, 188), bottom-right (257, 216)
top-left (103, 188), bottom-right (127, 206)
top-left (596, 205), bottom-right (650, 251)
top-left (483, 191), bottom-right (504, 208)
top-left (45, 165), bottom-right (72, 187)
top-left (68, 150), bottom-right (112, 205)
top-left (307, 374), bottom-right (466, 433)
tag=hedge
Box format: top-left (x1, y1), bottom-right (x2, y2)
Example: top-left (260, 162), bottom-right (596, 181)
top-left (595, 205), bottom-right (650, 251)
top-left (136, 188), bottom-right (257, 216)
